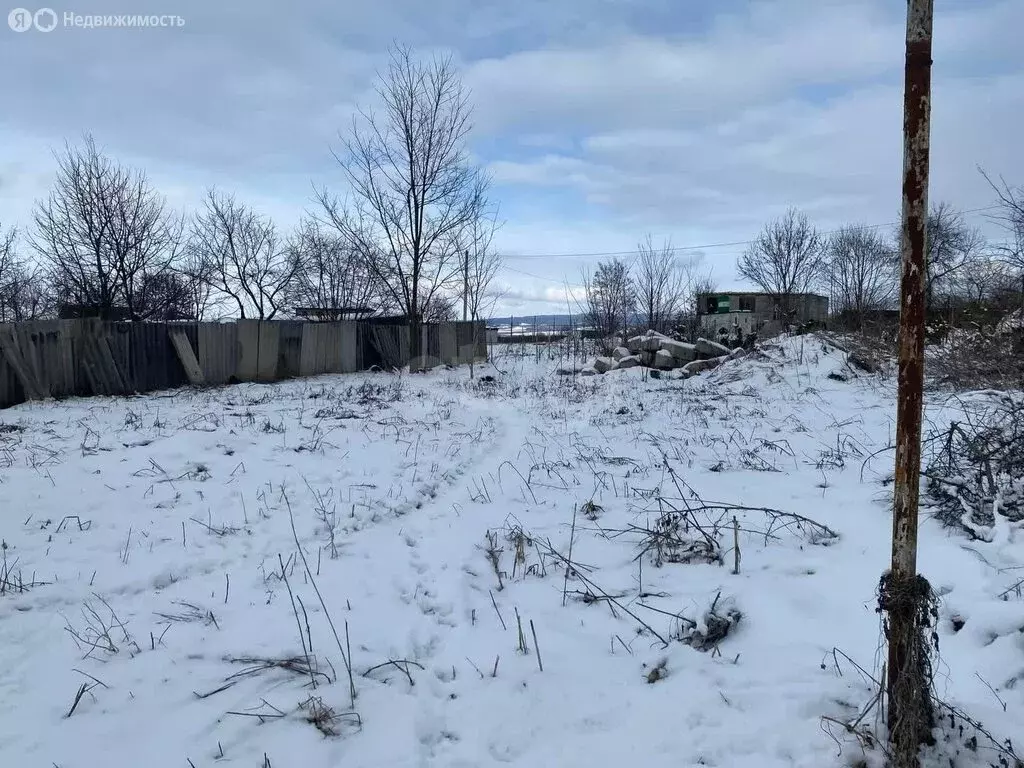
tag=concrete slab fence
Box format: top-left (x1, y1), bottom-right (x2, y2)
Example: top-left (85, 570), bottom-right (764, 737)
top-left (0, 319), bottom-right (487, 410)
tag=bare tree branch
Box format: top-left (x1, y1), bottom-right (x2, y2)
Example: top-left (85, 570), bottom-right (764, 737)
top-left (460, 210), bottom-right (504, 323)
top-left (582, 259), bottom-right (635, 349)
top-left (737, 208), bottom-right (824, 321)
top-left (920, 202), bottom-right (985, 307)
top-left (634, 235), bottom-right (690, 334)
top-left (0, 223), bottom-right (52, 321)
top-left (980, 168), bottom-right (1024, 274)
top-left (320, 44), bottom-right (489, 356)
top-left (824, 225), bottom-right (898, 327)
top-left (286, 218), bottom-right (381, 320)
top-left (29, 134), bottom-right (181, 319)
top-left (188, 188), bottom-right (296, 320)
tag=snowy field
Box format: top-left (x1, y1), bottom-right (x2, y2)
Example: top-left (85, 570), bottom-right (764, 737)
top-left (0, 336), bottom-right (1021, 767)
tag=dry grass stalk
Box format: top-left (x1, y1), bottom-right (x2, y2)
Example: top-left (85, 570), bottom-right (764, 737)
top-left (63, 595), bottom-right (140, 659)
top-left (283, 490), bottom-right (356, 707)
top-left (299, 695), bottom-right (361, 736)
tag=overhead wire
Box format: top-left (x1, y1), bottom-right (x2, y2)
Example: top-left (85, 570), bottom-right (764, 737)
top-left (499, 204), bottom-right (1005, 260)
top-left (496, 204), bottom-right (1015, 293)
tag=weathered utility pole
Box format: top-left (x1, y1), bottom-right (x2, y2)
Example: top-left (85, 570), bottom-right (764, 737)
top-left (886, 0), bottom-right (934, 765)
top-left (463, 249), bottom-right (470, 322)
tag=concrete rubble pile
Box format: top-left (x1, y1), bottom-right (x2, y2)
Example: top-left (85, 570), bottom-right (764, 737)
top-left (580, 330), bottom-right (747, 378)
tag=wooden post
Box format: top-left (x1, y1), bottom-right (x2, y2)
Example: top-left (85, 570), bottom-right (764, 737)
top-left (887, 0), bottom-right (934, 763)
top-left (463, 249), bottom-right (469, 322)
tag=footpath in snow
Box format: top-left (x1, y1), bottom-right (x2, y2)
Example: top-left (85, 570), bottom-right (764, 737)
top-left (0, 335), bottom-right (1021, 767)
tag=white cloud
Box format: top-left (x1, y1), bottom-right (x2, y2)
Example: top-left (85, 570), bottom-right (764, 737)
top-left (478, 0), bottom-right (1024, 267)
top-left (1, 0), bottom-right (1021, 314)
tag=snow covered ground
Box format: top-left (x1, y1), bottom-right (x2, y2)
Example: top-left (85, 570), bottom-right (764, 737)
top-left (0, 336), bottom-right (1021, 767)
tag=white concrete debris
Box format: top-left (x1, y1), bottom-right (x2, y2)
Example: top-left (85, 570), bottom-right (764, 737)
top-left (580, 334), bottom-right (749, 380)
top-left (654, 349), bottom-right (677, 369)
top-left (696, 337), bottom-right (731, 358)
top-left (659, 339), bottom-right (697, 362)
top-left (682, 357), bottom-right (724, 375)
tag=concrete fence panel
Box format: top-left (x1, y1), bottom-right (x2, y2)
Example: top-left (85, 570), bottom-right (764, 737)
top-left (0, 318), bottom-right (489, 412)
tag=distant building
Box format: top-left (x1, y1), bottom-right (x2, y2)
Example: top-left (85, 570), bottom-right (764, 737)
top-left (696, 292), bottom-right (828, 337)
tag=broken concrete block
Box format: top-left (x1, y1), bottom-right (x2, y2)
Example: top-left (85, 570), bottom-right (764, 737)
top-left (641, 336), bottom-right (663, 352)
top-left (616, 355), bottom-right (641, 369)
top-left (593, 357), bottom-right (615, 374)
top-left (640, 351), bottom-right (656, 367)
top-left (580, 367), bottom-right (598, 377)
top-left (612, 346), bottom-right (632, 361)
top-left (627, 335), bottom-right (644, 353)
top-left (696, 338), bottom-right (731, 358)
top-left (660, 339), bottom-right (697, 361)
top-left (682, 357), bottom-right (724, 376)
top-left (654, 349), bottom-right (677, 369)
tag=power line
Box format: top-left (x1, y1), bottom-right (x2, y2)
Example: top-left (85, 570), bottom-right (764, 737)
top-left (500, 263), bottom-right (586, 288)
top-left (498, 204), bottom-right (1018, 291)
top-left (500, 204), bottom-right (1005, 260)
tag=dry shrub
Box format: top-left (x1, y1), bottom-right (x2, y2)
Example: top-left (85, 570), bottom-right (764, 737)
top-left (642, 508), bottom-right (722, 567)
top-left (299, 695), bottom-right (360, 736)
top-left (923, 394), bottom-right (1024, 539)
top-left (928, 328), bottom-right (1024, 390)
top-left (674, 593), bottom-right (742, 652)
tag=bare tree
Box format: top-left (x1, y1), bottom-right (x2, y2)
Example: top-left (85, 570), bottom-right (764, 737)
top-left (458, 213), bottom-right (504, 376)
top-left (30, 134), bottom-right (181, 319)
top-left (189, 189), bottom-right (296, 320)
top-left (824, 225), bottom-right (898, 327)
top-left (922, 202), bottom-right (984, 307)
top-left (634, 235), bottom-right (689, 334)
top-left (582, 258), bottom-right (635, 348)
top-left (135, 271), bottom-right (194, 320)
top-left (175, 246), bottom-right (219, 320)
top-left (0, 224), bottom-right (50, 321)
top-left (421, 292), bottom-right (458, 322)
top-left (677, 270), bottom-right (717, 340)
top-left (319, 44), bottom-right (489, 358)
top-left (737, 208), bottom-right (824, 321)
top-left (0, 223), bottom-right (21, 321)
top-left (956, 256), bottom-right (1017, 308)
top-left (286, 218), bottom-right (379, 320)
top-left (981, 169), bottom-right (1024, 274)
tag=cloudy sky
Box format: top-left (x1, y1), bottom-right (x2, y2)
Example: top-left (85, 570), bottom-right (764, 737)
top-left (2, 0), bottom-right (1022, 316)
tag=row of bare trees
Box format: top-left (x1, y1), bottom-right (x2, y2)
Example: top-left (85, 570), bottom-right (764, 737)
top-left (582, 238), bottom-right (716, 340)
top-left (737, 188), bottom-right (1024, 330)
top-left (0, 46), bottom-right (504, 358)
top-left (578, 182), bottom-right (1024, 344)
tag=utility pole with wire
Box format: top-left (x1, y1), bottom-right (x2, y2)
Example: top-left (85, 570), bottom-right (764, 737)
top-left (885, 1), bottom-right (935, 765)
top-left (462, 249), bottom-right (469, 322)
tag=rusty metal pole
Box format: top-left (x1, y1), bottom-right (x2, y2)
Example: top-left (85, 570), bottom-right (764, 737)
top-left (887, 0), bottom-right (933, 761)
